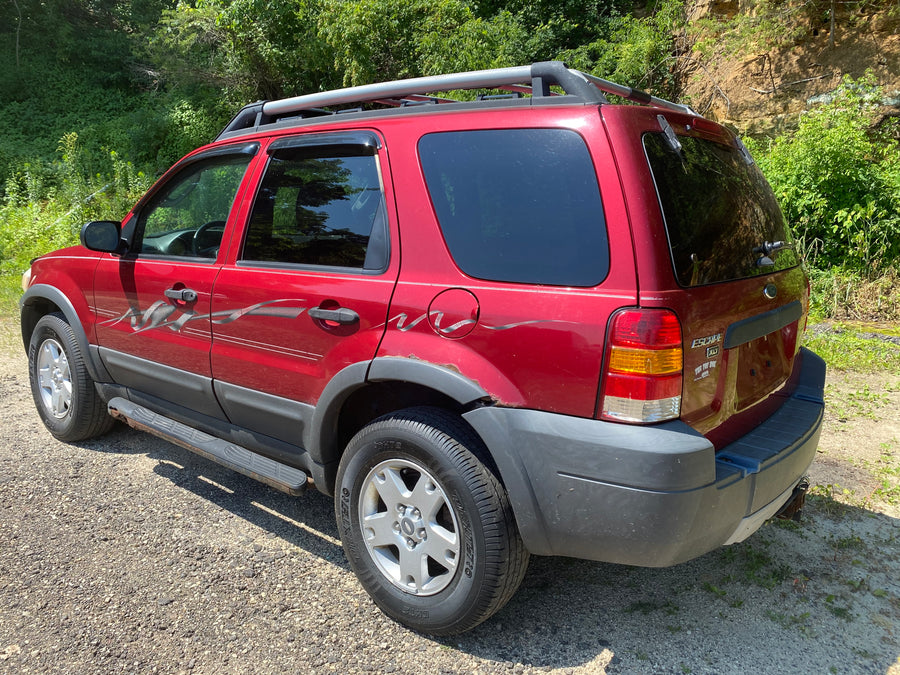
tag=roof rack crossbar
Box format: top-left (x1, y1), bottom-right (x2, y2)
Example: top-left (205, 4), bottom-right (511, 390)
top-left (579, 72), bottom-right (695, 115)
top-left (264, 65), bottom-right (535, 117)
top-left (218, 62), bottom-right (695, 138)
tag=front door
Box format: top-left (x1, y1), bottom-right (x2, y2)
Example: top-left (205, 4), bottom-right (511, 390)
top-left (92, 147), bottom-right (257, 418)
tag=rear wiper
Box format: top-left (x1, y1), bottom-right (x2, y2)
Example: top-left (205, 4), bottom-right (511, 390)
top-left (753, 240), bottom-right (793, 267)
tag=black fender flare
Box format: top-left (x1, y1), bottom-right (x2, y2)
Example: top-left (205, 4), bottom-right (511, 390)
top-left (20, 284), bottom-right (109, 383)
top-left (306, 357), bottom-right (491, 487)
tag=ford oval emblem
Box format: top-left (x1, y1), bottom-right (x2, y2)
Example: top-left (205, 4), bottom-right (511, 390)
top-left (763, 283), bottom-right (777, 300)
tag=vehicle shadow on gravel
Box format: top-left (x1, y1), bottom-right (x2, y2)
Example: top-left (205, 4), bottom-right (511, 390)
top-left (82, 424), bottom-right (348, 569)
top-left (453, 495), bottom-right (900, 673)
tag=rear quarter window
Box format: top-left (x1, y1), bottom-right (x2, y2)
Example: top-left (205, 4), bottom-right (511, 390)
top-left (644, 132), bottom-right (799, 287)
top-left (419, 128), bottom-right (609, 287)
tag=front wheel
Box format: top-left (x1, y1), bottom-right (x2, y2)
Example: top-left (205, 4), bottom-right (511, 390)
top-left (28, 313), bottom-right (114, 442)
top-left (336, 407), bottom-right (529, 635)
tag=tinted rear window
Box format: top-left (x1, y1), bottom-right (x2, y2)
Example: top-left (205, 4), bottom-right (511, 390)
top-left (419, 129), bottom-right (609, 287)
top-left (644, 132), bottom-right (799, 287)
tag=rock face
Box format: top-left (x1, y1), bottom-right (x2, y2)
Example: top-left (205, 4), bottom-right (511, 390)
top-left (680, 0), bottom-right (900, 135)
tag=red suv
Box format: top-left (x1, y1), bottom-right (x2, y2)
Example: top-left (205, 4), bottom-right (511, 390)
top-left (21, 62), bottom-right (825, 634)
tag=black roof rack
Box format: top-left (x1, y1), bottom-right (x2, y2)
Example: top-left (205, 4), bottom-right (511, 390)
top-left (217, 61), bottom-right (695, 140)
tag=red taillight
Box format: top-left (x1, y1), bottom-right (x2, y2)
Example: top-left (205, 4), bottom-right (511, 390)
top-left (599, 309), bottom-right (683, 423)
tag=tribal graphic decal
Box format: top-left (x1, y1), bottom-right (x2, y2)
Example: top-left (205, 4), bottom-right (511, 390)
top-left (99, 298), bottom-right (559, 337)
top-left (99, 299), bottom-right (309, 334)
top-left (386, 311), bottom-right (551, 336)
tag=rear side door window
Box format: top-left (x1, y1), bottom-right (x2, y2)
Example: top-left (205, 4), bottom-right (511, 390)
top-left (242, 136), bottom-right (388, 272)
top-left (418, 128), bottom-right (609, 287)
top-left (209, 131), bottom-right (396, 434)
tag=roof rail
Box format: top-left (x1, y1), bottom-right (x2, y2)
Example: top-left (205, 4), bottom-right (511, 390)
top-left (218, 61), bottom-right (695, 138)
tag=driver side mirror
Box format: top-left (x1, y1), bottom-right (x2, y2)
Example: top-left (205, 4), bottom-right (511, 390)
top-left (81, 221), bottom-right (125, 254)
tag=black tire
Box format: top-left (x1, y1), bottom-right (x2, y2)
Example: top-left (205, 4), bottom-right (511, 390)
top-left (27, 313), bottom-right (114, 442)
top-left (335, 407), bottom-right (529, 635)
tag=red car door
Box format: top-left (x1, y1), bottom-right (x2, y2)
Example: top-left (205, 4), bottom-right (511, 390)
top-left (92, 144), bottom-right (259, 418)
top-left (209, 130), bottom-right (398, 442)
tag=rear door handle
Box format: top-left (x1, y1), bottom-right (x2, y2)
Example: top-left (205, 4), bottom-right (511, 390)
top-left (165, 287), bottom-right (198, 303)
top-left (308, 307), bottom-right (359, 325)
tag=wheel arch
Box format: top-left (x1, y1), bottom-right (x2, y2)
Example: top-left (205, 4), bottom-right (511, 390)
top-left (309, 357), bottom-right (495, 495)
top-left (20, 285), bottom-right (108, 379)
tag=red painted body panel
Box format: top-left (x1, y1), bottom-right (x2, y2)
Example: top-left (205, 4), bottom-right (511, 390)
top-left (92, 257), bottom-right (218, 375)
top-left (29, 247), bottom-right (103, 339)
top-left (209, 132), bottom-right (401, 406)
top-left (370, 106), bottom-right (638, 418)
top-left (210, 267), bottom-right (396, 405)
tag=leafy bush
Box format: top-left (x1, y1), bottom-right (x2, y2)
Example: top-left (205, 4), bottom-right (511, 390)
top-left (0, 134), bottom-right (151, 295)
top-left (558, 0), bottom-right (685, 95)
top-left (747, 74), bottom-right (900, 273)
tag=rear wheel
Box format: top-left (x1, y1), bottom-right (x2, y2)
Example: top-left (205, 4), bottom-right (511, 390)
top-left (28, 313), bottom-right (114, 441)
top-left (336, 407), bottom-right (529, 635)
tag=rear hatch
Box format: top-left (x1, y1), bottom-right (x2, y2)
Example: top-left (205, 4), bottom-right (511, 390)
top-left (602, 106), bottom-right (808, 447)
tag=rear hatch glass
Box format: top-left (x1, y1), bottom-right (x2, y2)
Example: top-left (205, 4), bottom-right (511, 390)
top-left (643, 132), bottom-right (798, 286)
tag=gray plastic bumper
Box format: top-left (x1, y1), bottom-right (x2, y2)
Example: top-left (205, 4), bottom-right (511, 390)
top-left (463, 347), bottom-right (826, 567)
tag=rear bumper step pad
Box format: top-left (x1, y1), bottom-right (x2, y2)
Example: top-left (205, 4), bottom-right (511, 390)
top-left (107, 397), bottom-right (308, 495)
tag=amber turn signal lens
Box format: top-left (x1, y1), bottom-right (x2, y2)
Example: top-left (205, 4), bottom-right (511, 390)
top-left (608, 345), bottom-right (682, 375)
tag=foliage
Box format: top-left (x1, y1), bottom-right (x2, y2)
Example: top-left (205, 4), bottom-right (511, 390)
top-left (746, 74), bottom-right (900, 273)
top-left (559, 0), bottom-right (686, 96)
top-left (688, 0), bottom-right (809, 61)
top-left (320, 0), bottom-right (471, 85)
top-left (807, 267), bottom-right (900, 322)
top-left (0, 134), bottom-right (151, 293)
top-left (150, 0), bottom-right (336, 103)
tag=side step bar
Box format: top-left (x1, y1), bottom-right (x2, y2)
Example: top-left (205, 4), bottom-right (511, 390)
top-left (108, 397), bottom-right (308, 496)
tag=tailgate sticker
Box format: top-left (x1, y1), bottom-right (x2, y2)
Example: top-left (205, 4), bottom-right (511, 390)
top-left (693, 359), bottom-right (718, 381)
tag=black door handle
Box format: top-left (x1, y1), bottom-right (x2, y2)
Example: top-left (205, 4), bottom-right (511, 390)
top-left (165, 287), bottom-right (198, 303)
top-left (308, 307), bottom-right (359, 325)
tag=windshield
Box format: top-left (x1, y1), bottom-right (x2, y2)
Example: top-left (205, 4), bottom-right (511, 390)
top-left (644, 132), bottom-right (799, 287)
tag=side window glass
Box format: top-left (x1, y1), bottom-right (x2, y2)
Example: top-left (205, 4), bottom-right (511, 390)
top-left (419, 129), bottom-right (609, 287)
top-left (138, 155), bottom-right (251, 259)
top-left (241, 146), bottom-right (388, 271)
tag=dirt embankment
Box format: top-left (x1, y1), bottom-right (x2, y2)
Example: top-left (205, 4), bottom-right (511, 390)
top-left (681, 0), bottom-right (900, 134)
top-left (1, 314), bottom-right (899, 674)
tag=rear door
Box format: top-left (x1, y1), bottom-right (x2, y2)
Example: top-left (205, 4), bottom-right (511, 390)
top-left (602, 107), bottom-right (807, 444)
top-left (209, 130), bottom-right (399, 443)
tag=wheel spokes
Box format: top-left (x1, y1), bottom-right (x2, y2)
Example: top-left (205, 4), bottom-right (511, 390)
top-left (409, 473), bottom-right (445, 521)
top-left (371, 465), bottom-right (410, 507)
top-left (359, 458), bottom-right (461, 595)
top-left (37, 338), bottom-right (72, 418)
top-left (361, 510), bottom-right (398, 548)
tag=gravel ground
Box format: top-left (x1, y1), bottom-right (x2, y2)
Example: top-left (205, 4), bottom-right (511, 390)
top-left (1, 318), bottom-right (899, 674)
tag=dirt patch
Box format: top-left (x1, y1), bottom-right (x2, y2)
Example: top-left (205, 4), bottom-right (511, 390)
top-left (815, 368), bottom-right (900, 510)
top-left (683, 0), bottom-right (900, 134)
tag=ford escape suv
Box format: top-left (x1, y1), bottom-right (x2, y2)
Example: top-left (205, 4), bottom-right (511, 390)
top-left (20, 61), bottom-right (825, 635)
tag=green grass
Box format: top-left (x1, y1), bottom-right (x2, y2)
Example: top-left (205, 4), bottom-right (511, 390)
top-left (803, 325), bottom-right (900, 374)
top-left (718, 543), bottom-right (794, 590)
top-left (871, 440), bottom-right (900, 505)
top-left (765, 609), bottom-right (814, 635)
